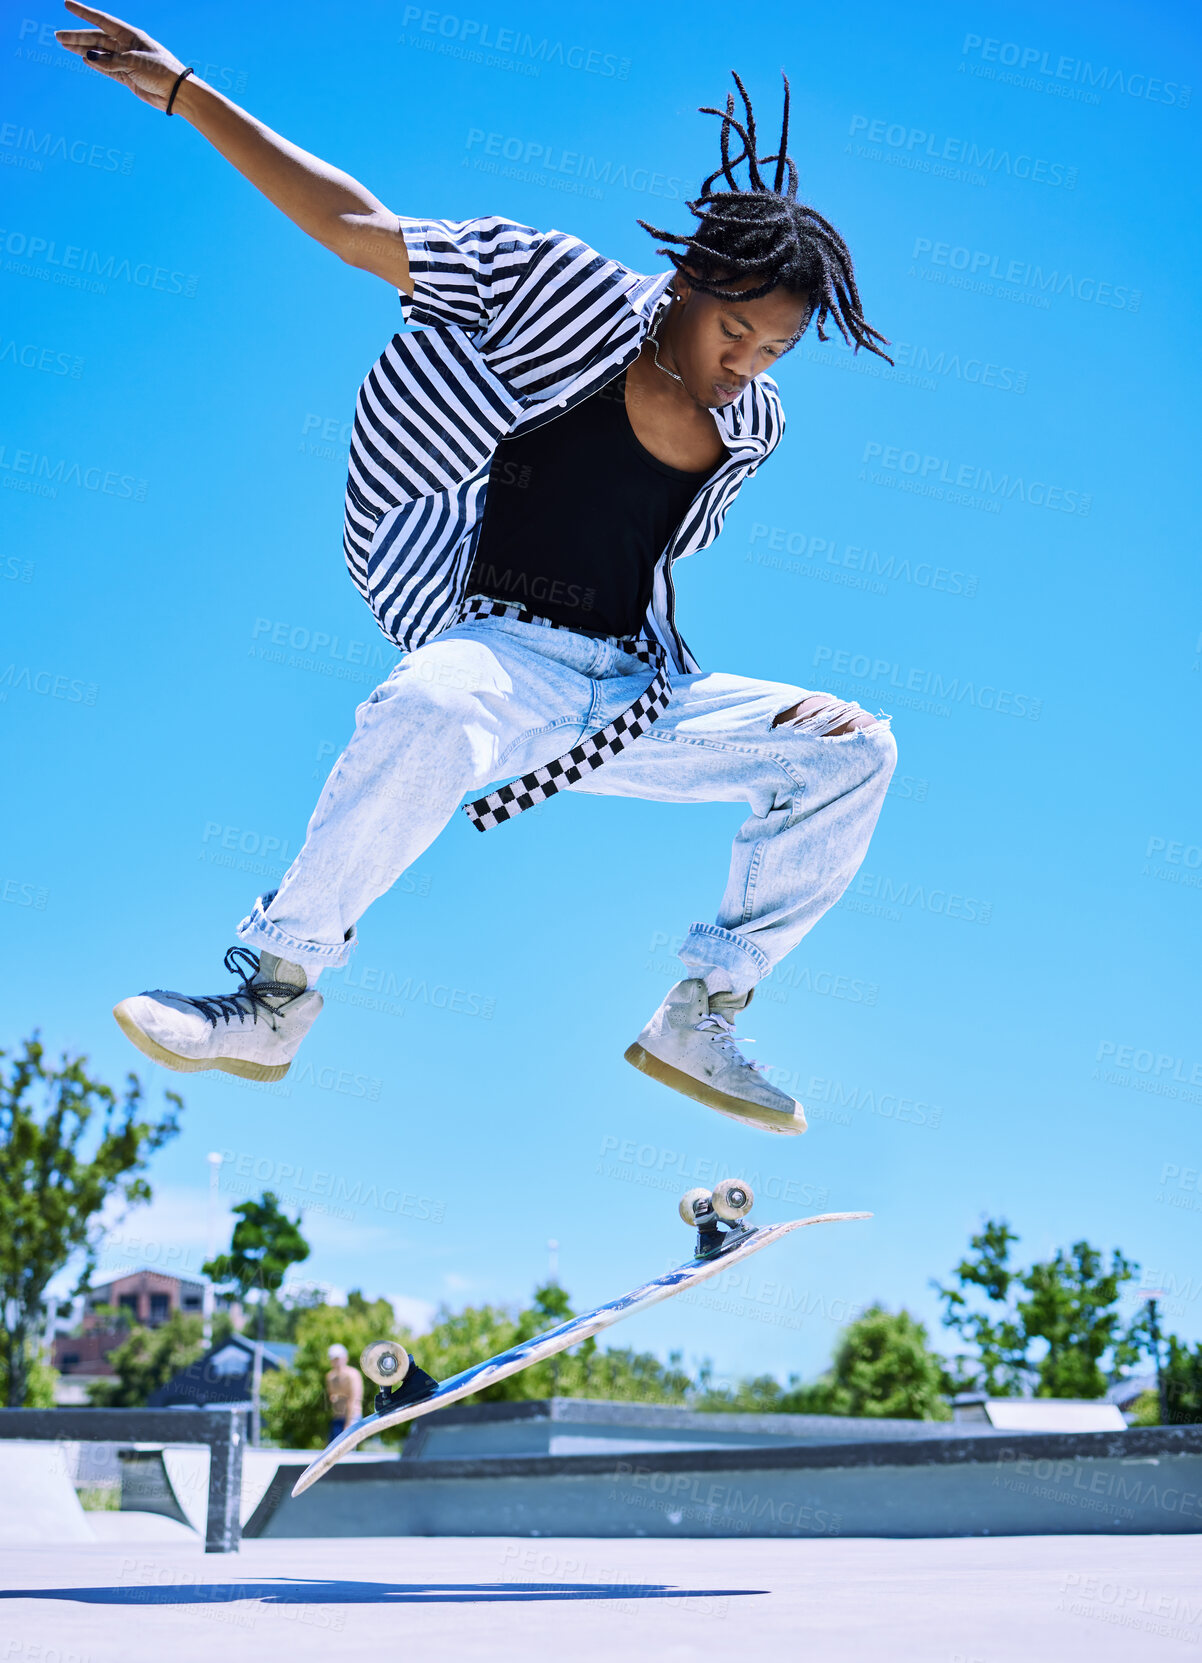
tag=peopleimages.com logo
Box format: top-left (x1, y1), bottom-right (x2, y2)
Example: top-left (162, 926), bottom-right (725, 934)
top-left (909, 237), bottom-right (1140, 312)
top-left (959, 32), bottom-right (1191, 109)
top-left (861, 441), bottom-right (1090, 515)
top-left (0, 226), bottom-right (198, 296)
top-left (401, 7), bottom-right (631, 77)
top-left (464, 129), bottom-right (685, 199)
top-left (813, 646), bottom-right (1043, 720)
top-left (848, 113), bottom-right (1077, 187)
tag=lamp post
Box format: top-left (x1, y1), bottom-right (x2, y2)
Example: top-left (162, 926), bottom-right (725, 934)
top-left (203, 1152), bottom-right (223, 1348)
top-left (547, 1239), bottom-right (561, 1396)
top-left (1142, 1291), bottom-right (1167, 1425)
top-left (250, 1327), bottom-right (264, 1448)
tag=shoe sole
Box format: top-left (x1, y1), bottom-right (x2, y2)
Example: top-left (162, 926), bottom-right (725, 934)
top-left (112, 1003), bottom-right (293, 1084)
top-left (624, 1043), bottom-right (807, 1135)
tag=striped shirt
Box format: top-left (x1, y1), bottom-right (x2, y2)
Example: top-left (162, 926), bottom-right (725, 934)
top-left (343, 216), bottom-right (785, 675)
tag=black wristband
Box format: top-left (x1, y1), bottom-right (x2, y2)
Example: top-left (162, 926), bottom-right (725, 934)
top-left (165, 65), bottom-right (194, 116)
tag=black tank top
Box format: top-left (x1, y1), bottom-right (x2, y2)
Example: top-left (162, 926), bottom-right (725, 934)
top-left (467, 370), bottom-right (715, 639)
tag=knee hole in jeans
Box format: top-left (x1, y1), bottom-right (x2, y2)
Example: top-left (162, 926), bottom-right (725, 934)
top-left (772, 695), bottom-right (890, 739)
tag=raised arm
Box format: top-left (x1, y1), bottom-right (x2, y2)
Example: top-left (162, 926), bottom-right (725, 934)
top-left (55, 2), bottom-right (413, 292)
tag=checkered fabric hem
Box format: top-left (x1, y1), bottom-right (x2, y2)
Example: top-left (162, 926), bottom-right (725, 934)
top-left (457, 597), bottom-right (671, 832)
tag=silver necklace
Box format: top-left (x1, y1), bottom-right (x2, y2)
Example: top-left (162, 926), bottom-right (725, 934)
top-left (648, 299), bottom-right (684, 385)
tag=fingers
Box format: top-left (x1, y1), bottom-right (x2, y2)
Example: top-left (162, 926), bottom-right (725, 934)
top-left (61, 1), bottom-right (141, 48)
top-left (62, 0), bottom-right (138, 34)
top-left (57, 31), bottom-right (151, 82)
top-left (60, 38), bottom-right (136, 72)
top-left (56, 31), bottom-right (124, 57)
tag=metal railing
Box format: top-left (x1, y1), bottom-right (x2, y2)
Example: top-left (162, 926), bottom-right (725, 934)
top-left (0, 1405), bottom-right (247, 1552)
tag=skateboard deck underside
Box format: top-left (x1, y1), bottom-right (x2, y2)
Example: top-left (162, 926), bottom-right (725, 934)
top-left (292, 1210), bottom-right (870, 1496)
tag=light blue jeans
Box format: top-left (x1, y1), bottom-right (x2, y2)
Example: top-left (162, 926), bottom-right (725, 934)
top-left (237, 613), bottom-right (896, 997)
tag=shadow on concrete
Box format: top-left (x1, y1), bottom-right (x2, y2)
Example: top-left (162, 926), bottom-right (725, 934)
top-left (1, 1580), bottom-right (766, 1606)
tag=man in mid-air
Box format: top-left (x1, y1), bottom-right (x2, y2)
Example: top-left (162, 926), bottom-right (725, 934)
top-left (60, 3), bottom-right (897, 1137)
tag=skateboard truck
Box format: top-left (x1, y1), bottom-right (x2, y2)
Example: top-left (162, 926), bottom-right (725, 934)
top-left (373, 1363), bottom-right (440, 1417)
top-left (678, 1178), bottom-right (756, 1259)
top-left (360, 1340), bottom-right (441, 1416)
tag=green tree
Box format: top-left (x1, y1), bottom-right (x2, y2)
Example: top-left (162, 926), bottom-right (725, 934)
top-left (934, 1219), bottom-right (1139, 1398)
top-left (410, 1300), bottom-right (516, 1388)
top-left (773, 1306), bottom-right (952, 1420)
top-left (0, 1037), bottom-right (181, 1407)
top-left (1123, 1338), bottom-right (1202, 1428)
top-left (515, 1281), bottom-right (573, 1342)
top-left (1018, 1240), bottom-right (1139, 1397)
top-left (88, 1311), bottom-right (206, 1407)
top-left (1159, 1337), bottom-right (1202, 1425)
top-left (933, 1220), bottom-right (1029, 1395)
top-left (253, 1284), bottom-right (327, 1342)
top-left (1128, 1389), bottom-right (1161, 1427)
top-left (21, 1350), bottom-right (60, 1408)
top-left (563, 1342), bottom-right (693, 1405)
top-left (692, 1371), bottom-right (792, 1413)
top-left (203, 1191), bottom-right (310, 1345)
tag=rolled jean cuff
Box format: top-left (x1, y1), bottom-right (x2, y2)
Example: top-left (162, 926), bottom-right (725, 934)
top-left (235, 890), bottom-right (357, 969)
top-left (678, 922), bottom-right (770, 999)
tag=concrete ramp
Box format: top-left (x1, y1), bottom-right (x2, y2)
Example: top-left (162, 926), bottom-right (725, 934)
top-left (402, 1397), bottom-right (966, 1462)
top-left (0, 1404), bottom-right (249, 1553)
top-left (88, 1510), bottom-right (203, 1543)
top-left (248, 1424), bottom-right (1202, 1540)
top-left (120, 1446), bottom-right (393, 1534)
top-left (0, 1443), bottom-right (94, 1543)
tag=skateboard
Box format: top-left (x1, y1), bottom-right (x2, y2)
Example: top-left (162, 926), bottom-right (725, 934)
top-left (292, 1181), bottom-right (870, 1497)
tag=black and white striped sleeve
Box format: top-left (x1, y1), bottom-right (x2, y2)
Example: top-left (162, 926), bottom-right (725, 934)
top-left (397, 215), bottom-right (554, 332)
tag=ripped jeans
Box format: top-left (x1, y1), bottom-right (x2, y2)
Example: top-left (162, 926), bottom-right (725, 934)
top-left (236, 612), bottom-right (897, 997)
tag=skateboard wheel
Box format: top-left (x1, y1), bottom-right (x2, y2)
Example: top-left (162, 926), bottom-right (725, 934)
top-left (679, 1187), bottom-right (715, 1227)
top-left (711, 1178), bottom-right (754, 1221)
top-left (360, 1340), bottom-right (411, 1389)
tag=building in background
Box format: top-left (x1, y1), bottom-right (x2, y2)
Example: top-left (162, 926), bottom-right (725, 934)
top-left (82, 1269), bottom-right (207, 1329)
top-left (149, 1334), bottom-right (295, 1407)
top-left (52, 1268), bottom-right (210, 1403)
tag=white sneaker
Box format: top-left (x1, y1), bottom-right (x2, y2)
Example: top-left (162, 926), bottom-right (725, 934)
top-left (113, 946), bottom-right (322, 1082)
top-left (625, 978), bottom-right (806, 1135)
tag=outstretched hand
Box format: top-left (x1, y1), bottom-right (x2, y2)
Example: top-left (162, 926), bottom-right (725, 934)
top-left (55, 1), bottom-right (187, 110)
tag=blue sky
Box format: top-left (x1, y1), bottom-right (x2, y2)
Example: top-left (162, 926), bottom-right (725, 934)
top-left (2, 0), bottom-right (1200, 1385)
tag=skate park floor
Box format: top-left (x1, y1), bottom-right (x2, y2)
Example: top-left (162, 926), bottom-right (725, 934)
top-left (2, 1533), bottom-right (1198, 1661)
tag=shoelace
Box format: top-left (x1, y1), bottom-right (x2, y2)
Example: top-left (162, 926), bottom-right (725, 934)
top-left (694, 1012), bottom-right (768, 1074)
top-left (183, 946), bottom-right (304, 1031)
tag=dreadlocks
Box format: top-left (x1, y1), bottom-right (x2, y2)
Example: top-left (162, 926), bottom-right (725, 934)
top-left (638, 71), bottom-right (892, 364)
